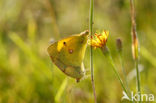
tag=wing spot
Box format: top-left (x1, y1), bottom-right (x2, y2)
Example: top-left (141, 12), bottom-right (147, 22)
top-left (63, 41), bottom-right (66, 46)
top-left (68, 49), bottom-right (73, 54)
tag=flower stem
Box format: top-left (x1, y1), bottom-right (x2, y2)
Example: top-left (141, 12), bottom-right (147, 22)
top-left (129, 0), bottom-right (141, 102)
top-left (135, 59), bottom-right (141, 102)
top-left (55, 78), bottom-right (68, 103)
top-left (89, 0), bottom-right (97, 103)
top-left (119, 52), bottom-right (135, 103)
top-left (119, 52), bottom-right (130, 93)
top-left (101, 46), bottom-right (131, 100)
top-left (108, 52), bottom-right (128, 95)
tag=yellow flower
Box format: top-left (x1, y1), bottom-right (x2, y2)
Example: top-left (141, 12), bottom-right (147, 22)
top-left (89, 30), bottom-right (109, 48)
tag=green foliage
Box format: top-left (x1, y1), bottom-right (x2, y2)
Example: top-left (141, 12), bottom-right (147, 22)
top-left (0, 0), bottom-right (156, 103)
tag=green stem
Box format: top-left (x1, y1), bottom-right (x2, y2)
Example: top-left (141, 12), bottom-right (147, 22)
top-left (101, 46), bottom-right (131, 100)
top-left (119, 53), bottom-right (135, 103)
top-left (55, 78), bottom-right (68, 103)
top-left (129, 0), bottom-right (141, 102)
top-left (108, 52), bottom-right (128, 95)
top-left (135, 59), bottom-right (141, 102)
top-left (89, 0), bottom-right (97, 102)
top-left (119, 53), bottom-right (130, 93)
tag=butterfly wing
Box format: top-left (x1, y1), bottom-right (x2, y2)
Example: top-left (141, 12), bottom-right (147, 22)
top-left (47, 30), bottom-right (89, 80)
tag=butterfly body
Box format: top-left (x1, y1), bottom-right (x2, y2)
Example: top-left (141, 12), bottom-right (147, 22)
top-left (47, 30), bottom-right (89, 82)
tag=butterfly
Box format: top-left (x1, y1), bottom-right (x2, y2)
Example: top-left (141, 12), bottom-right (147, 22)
top-left (47, 30), bottom-right (89, 82)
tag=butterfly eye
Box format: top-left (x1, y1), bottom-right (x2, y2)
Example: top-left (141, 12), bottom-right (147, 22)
top-left (63, 42), bottom-right (66, 45)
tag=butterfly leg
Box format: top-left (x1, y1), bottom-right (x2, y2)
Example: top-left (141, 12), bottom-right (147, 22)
top-left (76, 78), bottom-right (80, 83)
top-left (62, 68), bottom-right (65, 72)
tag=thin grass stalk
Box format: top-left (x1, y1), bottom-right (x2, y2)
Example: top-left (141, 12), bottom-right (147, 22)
top-left (118, 52), bottom-right (132, 96)
top-left (116, 39), bottom-right (130, 91)
top-left (101, 46), bottom-right (128, 96)
top-left (55, 78), bottom-right (68, 103)
top-left (119, 52), bottom-right (135, 103)
top-left (89, 0), bottom-right (97, 102)
top-left (129, 0), bottom-right (141, 102)
top-left (116, 39), bottom-right (134, 102)
top-left (109, 55), bottom-right (128, 94)
top-left (101, 46), bottom-right (135, 103)
top-left (135, 58), bottom-right (141, 102)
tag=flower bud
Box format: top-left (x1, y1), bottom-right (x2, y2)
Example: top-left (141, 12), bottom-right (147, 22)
top-left (116, 38), bottom-right (122, 52)
top-left (132, 38), bottom-right (138, 60)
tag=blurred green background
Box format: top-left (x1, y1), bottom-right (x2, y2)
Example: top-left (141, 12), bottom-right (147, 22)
top-left (0, 0), bottom-right (156, 103)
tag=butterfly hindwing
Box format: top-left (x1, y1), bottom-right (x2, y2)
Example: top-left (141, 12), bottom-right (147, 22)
top-left (47, 30), bottom-right (89, 81)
